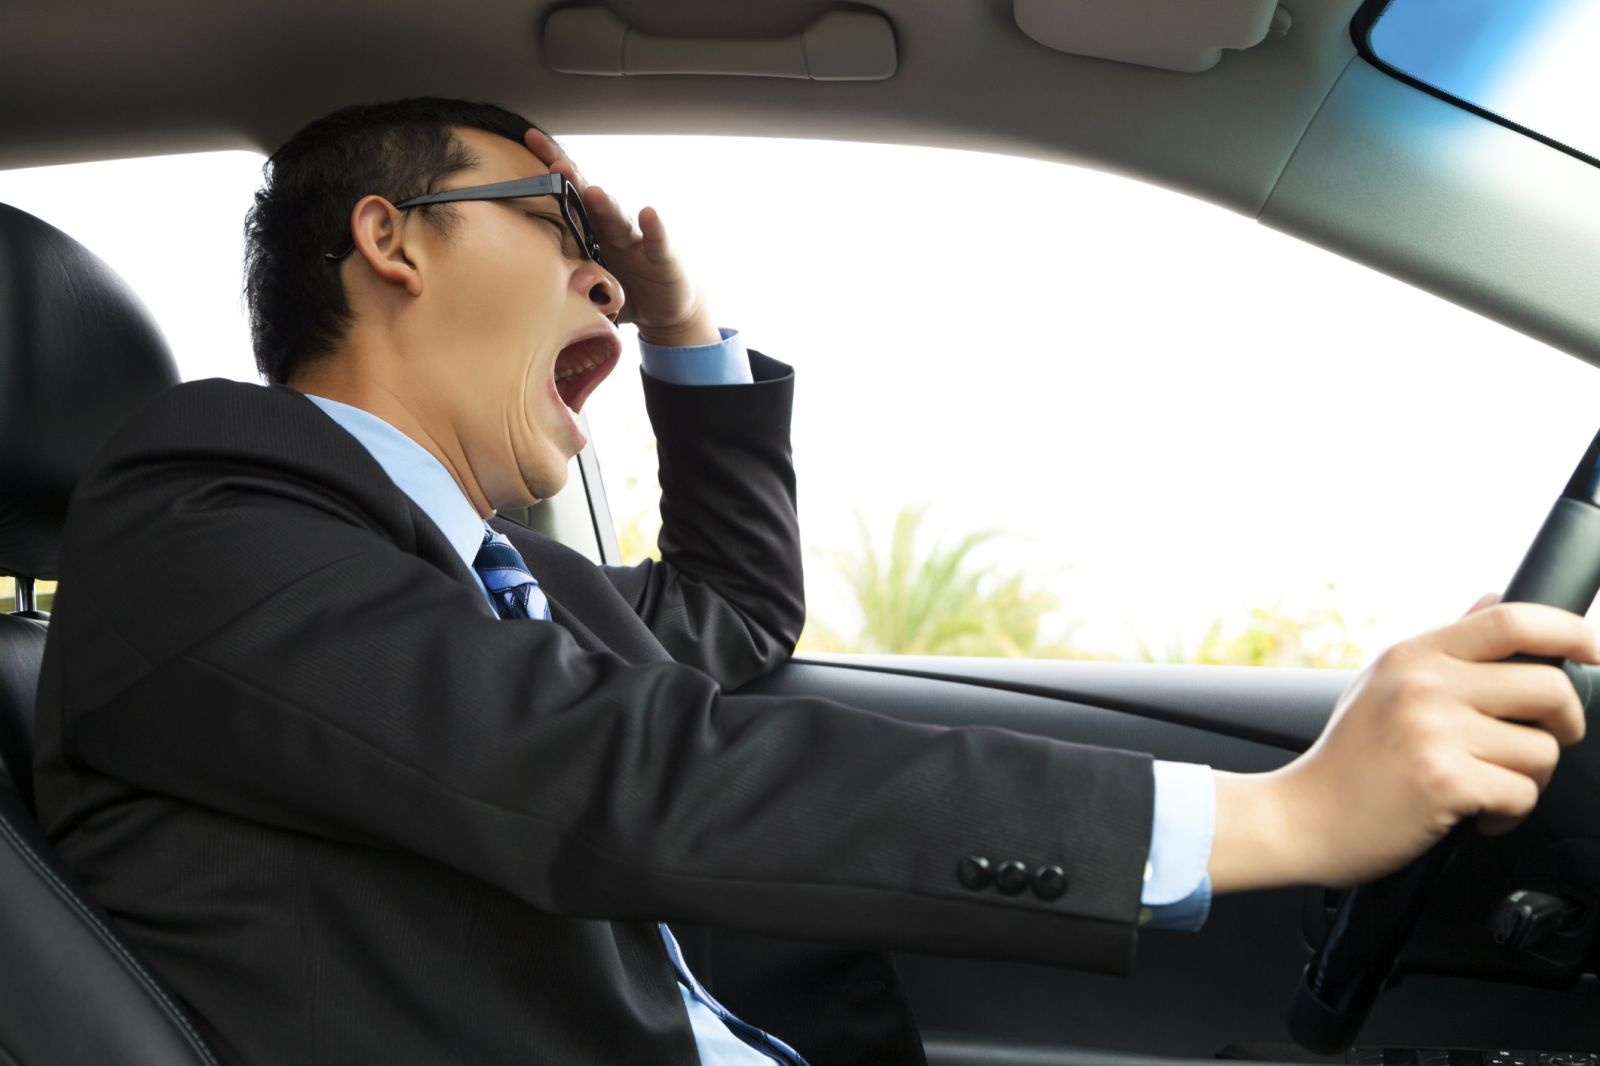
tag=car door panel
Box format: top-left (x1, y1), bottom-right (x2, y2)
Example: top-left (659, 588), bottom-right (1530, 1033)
top-left (738, 658), bottom-right (1600, 1059)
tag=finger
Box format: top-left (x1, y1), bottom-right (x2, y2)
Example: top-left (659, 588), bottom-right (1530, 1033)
top-left (549, 157), bottom-right (587, 189)
top-left (1464, 760), bottom-right (1542, 836)
top-left (1445, 659), bottom-right (1585, 744)
top-left (1463, 591), bottom-right (1501, 616)
top-left (1428, 601), bottom-right (1600, 665)
top-left (583, 185), bottom-right (640, 242)
top-left (524, 129), bottom-right (594, 193)
top-left (1461, 712), bottom-right (1563, 787)
top-left (524, 128), bottom-right (571, 172)
top-left (637, 206), bottom-right (673, 263)
top-left (548, 159), bottom-right (594, 199)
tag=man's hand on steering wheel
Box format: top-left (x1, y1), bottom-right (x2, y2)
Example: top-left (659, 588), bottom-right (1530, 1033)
top-left (1207, 599), bottom-right (1594, 895)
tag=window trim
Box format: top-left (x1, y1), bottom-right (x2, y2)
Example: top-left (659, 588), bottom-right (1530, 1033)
top-left (1351, 0), bottom-right (1600, 172)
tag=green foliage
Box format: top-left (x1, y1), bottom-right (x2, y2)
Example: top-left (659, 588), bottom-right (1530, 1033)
top-left (1139, 598), bottom-right (1364, 669)
top-left (801, 506), bottom-right (1363, 668)
top-left (607, 464), bottom-right (1364, 669)
top-left (798, 505), bottom-right (1081, 658)
top-left (613, 501), bottom-right (662, 562)
top-left (0, 577), bottom-right (57, 613)
top-left (609, 470), bottom-right (662, 563)
top-left (1193, 602), bottom-right (1363, 669)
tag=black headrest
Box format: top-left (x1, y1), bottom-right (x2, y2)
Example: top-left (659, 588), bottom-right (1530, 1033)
top-left (0, 203), bottom-right (181, 581)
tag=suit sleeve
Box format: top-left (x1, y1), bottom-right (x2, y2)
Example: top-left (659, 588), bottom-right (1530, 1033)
top-left (601, 351), bottom-right (804, 690)
top-left (53, 438), bottom-right (1155, 975)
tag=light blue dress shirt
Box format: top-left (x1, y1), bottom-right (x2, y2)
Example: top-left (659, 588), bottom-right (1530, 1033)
top-left (306, 385), bottom-right (789, 1064)
top-left (304, 327), bottom-right (1213, 1064)
top-left (637, 326), bottom-right (755, 385)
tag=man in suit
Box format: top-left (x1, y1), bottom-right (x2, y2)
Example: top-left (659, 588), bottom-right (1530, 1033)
top-left (32, 98), bottom-right (1592, 1065)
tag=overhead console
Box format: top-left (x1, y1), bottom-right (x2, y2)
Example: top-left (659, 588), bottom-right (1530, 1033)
top-left (542, 6), bottom-right (897, 81)
top-left (1012, 0), bottom-right (1293, 73)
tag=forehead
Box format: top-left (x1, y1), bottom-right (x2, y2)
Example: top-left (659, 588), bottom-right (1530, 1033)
top-left (451, 126), bottom-right (549, 184)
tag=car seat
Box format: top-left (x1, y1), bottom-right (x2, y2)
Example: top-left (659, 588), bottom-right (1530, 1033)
top-left (0, 202), bottom-right (219, 1065)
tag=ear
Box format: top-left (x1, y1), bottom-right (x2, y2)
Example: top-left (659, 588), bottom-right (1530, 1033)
top-left (347, 195), bottom-right (424, 297)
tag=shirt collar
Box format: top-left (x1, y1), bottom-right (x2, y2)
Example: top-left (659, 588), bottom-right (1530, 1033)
top-left (302, 394), bottom-right (487, 572)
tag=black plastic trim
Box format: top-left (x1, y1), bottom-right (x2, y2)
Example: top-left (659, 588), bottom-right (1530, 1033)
top-left (1351, 0), bottom-right (1600, 172)
top-left (575, 413), bottom-right (621, 566)
top-left (787, 654), bottom-right (1346, 752)
top-left (923, 1032), bottom-right (1301, 1066)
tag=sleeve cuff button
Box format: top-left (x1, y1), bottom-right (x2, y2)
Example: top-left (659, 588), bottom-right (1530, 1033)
top-left (1032, 865), bottom-right (1067, 901)
top-left (957, 855), bottom-right (993, 890)
top-left (995, 860), bottom-right (1029, 895)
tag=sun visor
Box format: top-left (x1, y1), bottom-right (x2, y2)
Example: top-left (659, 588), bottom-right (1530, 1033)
top-left (1013, 0), bottom-right (1289, 73)
top-left (543, 7), bottom-right (897, 81)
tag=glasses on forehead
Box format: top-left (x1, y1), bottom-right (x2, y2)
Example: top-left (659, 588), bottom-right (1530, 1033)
top-left (324, 174), bottom-right (605, 266)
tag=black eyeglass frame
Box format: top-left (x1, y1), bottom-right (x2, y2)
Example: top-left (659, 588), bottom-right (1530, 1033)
top-left (324, 174), bottom-right (605, 265)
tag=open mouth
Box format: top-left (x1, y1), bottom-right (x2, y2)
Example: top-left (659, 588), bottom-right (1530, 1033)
top-left (551, 331), bottom-right (622, 414)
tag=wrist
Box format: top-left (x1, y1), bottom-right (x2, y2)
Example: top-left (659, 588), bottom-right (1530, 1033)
top-left (1208, 768), bottom-right (1307, 894)
top-left (637, 306), bottom-right (720, 349)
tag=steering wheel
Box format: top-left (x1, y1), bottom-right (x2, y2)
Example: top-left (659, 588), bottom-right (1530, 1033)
top-left (1287, 427), bottom-right (1600, 1053)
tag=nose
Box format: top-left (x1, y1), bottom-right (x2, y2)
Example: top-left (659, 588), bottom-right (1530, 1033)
top-left (575, 260), bottom-right (624, 318)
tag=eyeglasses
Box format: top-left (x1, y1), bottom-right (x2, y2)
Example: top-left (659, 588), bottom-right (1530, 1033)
top-left (324, 174), bottom-right (605, 266)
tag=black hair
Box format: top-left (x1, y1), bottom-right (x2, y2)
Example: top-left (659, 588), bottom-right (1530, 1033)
top-left (244, 97), bottom-right (535, 384)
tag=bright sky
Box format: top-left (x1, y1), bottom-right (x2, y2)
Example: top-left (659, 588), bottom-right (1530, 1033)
top-left (1371, 0), bottom-right (1600, 162)
top-left (3, 136), bottom-right (1597, 661)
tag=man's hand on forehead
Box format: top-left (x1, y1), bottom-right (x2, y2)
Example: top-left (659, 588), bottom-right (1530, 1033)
top-left (524, 129), bottom-right (644, 247)
top-left (524, 128), bottom-right (720, 348)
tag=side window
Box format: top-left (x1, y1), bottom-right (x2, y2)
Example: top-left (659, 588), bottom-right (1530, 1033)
top-left (0, 577), bottom-right (55, 613)
top-left (6, 142), bottom-right (1597, 668)
top-left (0, 151), bottom-right (265, 384)
top-left (1, 154), bottom-right (263, 614)
top-left (572, 135), bottom-right (1600, 668)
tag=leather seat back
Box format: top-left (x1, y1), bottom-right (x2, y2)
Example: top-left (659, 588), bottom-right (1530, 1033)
top-left (0, 614), bottom-right (46, 812)
top-left (0, 202), bottom-right (217, 1065)
top-left (0, 759), bottom-right (222, 1065)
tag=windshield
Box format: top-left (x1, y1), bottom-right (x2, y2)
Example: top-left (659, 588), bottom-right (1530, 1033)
top-left (1362, 0), bottom-right (1600, 166)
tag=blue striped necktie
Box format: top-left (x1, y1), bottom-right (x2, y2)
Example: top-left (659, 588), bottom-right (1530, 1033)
top-left (473, 527), bottom-right (552, 621)
top-left (470, 525), bottom-right (808, 1065)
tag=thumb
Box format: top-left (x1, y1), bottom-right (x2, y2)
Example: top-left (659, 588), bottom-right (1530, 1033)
top-left (1464, 591), bottom-right (1502, 618)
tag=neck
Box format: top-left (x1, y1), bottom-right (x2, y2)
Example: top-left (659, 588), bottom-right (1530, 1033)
top-left (288, 343), bottom-right (496, 520)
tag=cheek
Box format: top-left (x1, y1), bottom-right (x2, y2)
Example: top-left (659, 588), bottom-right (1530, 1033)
top-left (437, 237), bottom-right (570, 343)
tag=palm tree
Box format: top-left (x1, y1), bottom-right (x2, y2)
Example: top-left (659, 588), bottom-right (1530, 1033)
top-left (802, 505), bottom-right (1078, 658)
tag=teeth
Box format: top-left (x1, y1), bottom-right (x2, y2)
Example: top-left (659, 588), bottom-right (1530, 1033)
top-left (554, 358), bottom-right (600, 382)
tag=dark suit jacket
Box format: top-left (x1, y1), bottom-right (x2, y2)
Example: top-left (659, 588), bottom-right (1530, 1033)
top-left (33, 354), bottom-right (1155, 1065)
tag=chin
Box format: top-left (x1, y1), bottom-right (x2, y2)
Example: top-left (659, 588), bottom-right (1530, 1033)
top-left (486, 462), bottom-right (566, 512)
top-left (526, 461), bottom-right (571, 503)
top-left (500, 423), bottom-right (578, 507)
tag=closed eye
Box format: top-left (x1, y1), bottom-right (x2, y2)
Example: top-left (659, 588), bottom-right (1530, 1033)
top-left (524, 211), bottom-right (566, 236)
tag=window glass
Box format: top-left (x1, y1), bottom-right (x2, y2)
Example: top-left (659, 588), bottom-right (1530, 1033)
top-left (0, 151), bottom-right (266, 383)
top-left (7, 141), bottom-right (1599, 669)
top-left (1364, 0), bottom-right (1600, 165)
top-left (0, 577), bottom-right (57, 613)
top-left (0, 154), bottom-right (261, 611)
top-left (570, 135), bottom-right (1600, 666)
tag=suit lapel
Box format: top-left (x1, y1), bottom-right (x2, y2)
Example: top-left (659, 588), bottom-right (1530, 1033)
top-left (279, 385), bottom-right (645, 653)
top-left (494, 520), bottom-right (673, 665)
